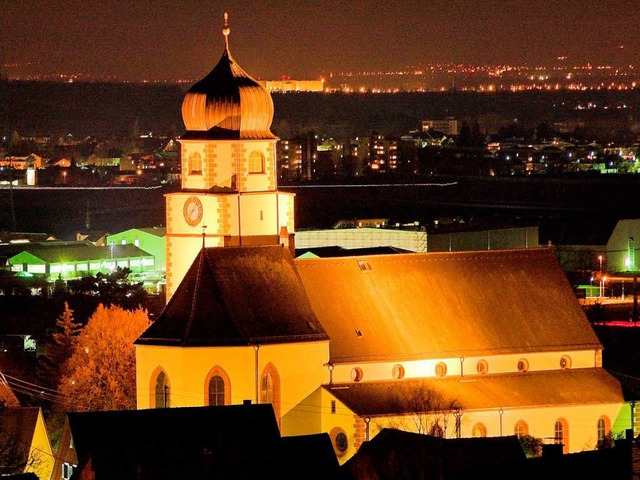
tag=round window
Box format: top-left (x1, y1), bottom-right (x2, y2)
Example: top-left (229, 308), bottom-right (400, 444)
top-left (435, 362), bottom-right (447, 377)
top-left (560, 355), bottom-right (571, 369)
top-left (330, 427), bottom-right (349, 456)
top-left (350, 367), bottom-right (363, 382)
top-left (517, 358), bottom-right (529, 372)
top-left (392, 364), bottom-right (405, 379)
top-left (476, 359), bottom-right (488, 374)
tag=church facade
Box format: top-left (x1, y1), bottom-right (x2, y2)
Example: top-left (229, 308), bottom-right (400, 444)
top-left (135, 15), bottom-right (631, 463)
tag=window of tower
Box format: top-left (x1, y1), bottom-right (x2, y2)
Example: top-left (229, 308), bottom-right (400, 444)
top-left (248, 150), bottom-right (265, 174)
top-left (188, 151), bottom-right (202, 175)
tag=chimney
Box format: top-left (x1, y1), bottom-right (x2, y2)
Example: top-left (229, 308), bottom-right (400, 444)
top-left (279, 227), bottom-right (296, 257)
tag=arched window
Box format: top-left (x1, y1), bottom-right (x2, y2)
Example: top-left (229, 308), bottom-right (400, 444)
top-left (188, 151), bottom-right (202, 174)
top-left (514, 420), bottom-right (529, 438)
top-left (472, 422), bottom-right (487, 437)
top-left (208, 376), bottom-right (225, 406)
top-left (259, 363), bottom-right (281, 422)
top-left (261, 372), bottom-right (274, 403)
top-left (248, 150), bottom-right (265, 174)
top-left (597, 416), bottom-right (611, 447)
top-left (554, 418), bottom-right (569, 453)
top-left (154, 370), bottom-right (170, 408)
top-left (204, 367), bottom-right (231, 406)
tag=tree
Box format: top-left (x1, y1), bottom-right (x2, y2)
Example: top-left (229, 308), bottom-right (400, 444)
top-left (38, 302), bottom-right (82, 393)
top-left (0, 409), bottom-right (44, 477)
top-left (383, 384), bottom-right (460, 437)
top-left (519, 434), bottom-right (543, 458)
top-left (66, 267), bottom-right (148, 310)
top-left (58, 304), bottom-right (151, 412)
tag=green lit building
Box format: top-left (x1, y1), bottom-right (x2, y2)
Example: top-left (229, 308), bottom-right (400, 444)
top-left (6, 242), bottom-right (155, 280)
top-left (105, 227), bottom-right (166, 272)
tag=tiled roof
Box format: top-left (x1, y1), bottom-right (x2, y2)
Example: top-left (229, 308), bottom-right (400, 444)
top-left (135, 246), bottom-right (328, 346)
top-left (326, 368), bottom-right (624, 416)
top-left (295, 248), bottom-right (601, 363)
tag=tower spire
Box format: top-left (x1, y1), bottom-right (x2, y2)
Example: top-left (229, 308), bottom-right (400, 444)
top-left (222, 12), bottom-right (230, 51)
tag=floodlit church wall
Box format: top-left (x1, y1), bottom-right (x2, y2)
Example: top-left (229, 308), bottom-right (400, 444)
top-left (366, 402), bottom-right (627, 454)
top-left (284, 387), bottom-right (359, 464)
top-left (135, 345), bottom-right (258, 409)
top-left (259, 341), bottom-right (329, 420)
top-left (330, 349), bottom-right (600, 383)
top-left (135, 341), bottom-right (329, 420)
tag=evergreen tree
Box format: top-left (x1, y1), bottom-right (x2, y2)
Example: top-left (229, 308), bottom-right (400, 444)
top-left (37, 302), bottom-right (82, 394)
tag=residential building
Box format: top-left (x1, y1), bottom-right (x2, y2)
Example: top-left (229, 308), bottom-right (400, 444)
top-left (0, 407), bottom-right (54, 480)
top-left (52, 404), bottom-right (339, 480)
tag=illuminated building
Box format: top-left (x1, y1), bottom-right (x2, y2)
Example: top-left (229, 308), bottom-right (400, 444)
top-left (264, 79), bottom-right (325, 93)
top-left (135, 14), bottom-right (630, 464)
top-left (163, 13), bottom-right (295, 299)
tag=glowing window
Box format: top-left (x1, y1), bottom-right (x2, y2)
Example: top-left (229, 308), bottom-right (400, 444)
top-left (259, 363), bottom-right (281, 422)
top-left (595, 349), bottom-right (603, 367)
top-left (560, 355), bottom-right (572, 369)
top-left (514, 420), bottom-right (529, 438)
top-left (154, 371), bottom-right (170, 408)
top-left (248, 150), bottom-right (265, 173)
top-left (597, 416), bottom-right (611, 446)
top-left (350, 367), bottom-right (363, 382)
top-left (472, 422), bottom-right (487, 437)
top-left (261, 372), bottom-right (274, 404)
top-left (188, 151), bottom-right (202, 174)
top-left (392, 364), bottom-right (405, 379)
top-left (476, 359), bottom-right (488, 374)
top-left (554, 418), bottom-right (569, 453)
top-left (208, 375), bottom-right (225, 406)
top-left (517, 358), bottom-right (529, 372)
top-left (435, 362), bottom-right (447, 377)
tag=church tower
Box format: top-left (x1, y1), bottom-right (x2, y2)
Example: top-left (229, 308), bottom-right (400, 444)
top-left (165, 14), bottom-right (296, 300)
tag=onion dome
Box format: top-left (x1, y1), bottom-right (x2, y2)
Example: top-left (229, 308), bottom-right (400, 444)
top-left (181, 13), bottom-right (276, 140)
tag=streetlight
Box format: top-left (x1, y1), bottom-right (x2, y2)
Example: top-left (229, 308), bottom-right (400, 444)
top-left (598, 255), bottom-right (604, 298)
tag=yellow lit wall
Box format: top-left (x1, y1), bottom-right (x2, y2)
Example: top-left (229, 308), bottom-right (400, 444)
top-left (180, 139), bottom-right (277, 193)
top-left (164, 191), bottom-right (295, 299)
top-left (30, 409), bottom-right (54, 480)
top-left (329, 349), bottom-right (602, 383)
top-left (135, 341), bottom-right (329, 425)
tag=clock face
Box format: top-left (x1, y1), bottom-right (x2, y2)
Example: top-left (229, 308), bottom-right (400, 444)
top-left (183, 196), bottom-right (203, 227)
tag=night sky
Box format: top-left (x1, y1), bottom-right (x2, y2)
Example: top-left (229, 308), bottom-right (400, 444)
top-left (1, 0), bottom-right (639, 82)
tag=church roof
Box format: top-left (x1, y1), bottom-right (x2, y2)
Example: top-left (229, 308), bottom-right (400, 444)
top-left (295, 248), bottom-right (602, 364)
top-left (325, 368), bottom-right (624, 416)
top-left (135, 245), bottom-right (328, 346)
top-left (180, 14), bottom-right (276, 140)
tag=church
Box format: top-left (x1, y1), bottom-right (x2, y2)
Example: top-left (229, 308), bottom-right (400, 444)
top-left (134, 14), bottom-right (630, 463)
